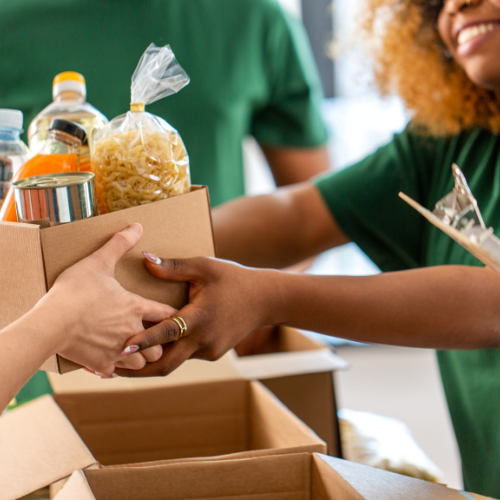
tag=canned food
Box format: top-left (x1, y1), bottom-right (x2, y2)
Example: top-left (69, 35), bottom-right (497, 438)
top-left (13, 172), bottom-right (98, 226)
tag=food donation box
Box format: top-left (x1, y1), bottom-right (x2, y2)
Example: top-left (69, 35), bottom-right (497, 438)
top-left (53, 452), bottom-right (494, 500)
top-left (0, 185), bottom-right (215, 373)
top-left (0, 380), bottom-right (326, 500)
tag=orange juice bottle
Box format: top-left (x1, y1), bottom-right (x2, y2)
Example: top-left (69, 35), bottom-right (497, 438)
top-left (0, 119), bottom-right (86, 222)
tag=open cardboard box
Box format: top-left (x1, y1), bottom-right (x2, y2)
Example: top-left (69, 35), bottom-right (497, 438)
top-left (0, 186), bottom-right (215, 373)
top-left (0, 379), bottom-right (326, 500)
top-left (234, 325), bottom-right (348, 457)
top-left (48, 326), bottom-right (348, 456)
top-left (53, 452), bottom-right (494, 500)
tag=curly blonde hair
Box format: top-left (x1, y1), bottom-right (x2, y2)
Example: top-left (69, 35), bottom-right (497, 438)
top-left (362, 0), bottom-right (500, 134)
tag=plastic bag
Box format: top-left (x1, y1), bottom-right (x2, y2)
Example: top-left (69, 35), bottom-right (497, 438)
top-left (91, 44), bottom-right (190, 214)
top-left (338, 408), bottom-right (445, 483)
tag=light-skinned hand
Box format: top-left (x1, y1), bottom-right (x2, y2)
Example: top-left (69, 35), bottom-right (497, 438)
top-left (34, 224), bottom-right (176, 376)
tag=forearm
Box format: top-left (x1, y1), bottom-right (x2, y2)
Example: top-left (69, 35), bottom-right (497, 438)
top-left (0, 308), bottom-right (61, 411)
top-left (213, 183), bottom-right (346, 268)
top-left (261, 145), bottom-right (331, 186)
top-left (269, 265), bottom-right (500, 349)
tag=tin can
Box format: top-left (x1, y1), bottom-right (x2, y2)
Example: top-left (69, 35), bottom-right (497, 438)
top-left (13, 172), bottom-right (98, 226)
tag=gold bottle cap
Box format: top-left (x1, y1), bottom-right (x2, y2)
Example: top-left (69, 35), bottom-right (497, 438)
top-left (130, 102), bottom-right (145, 113)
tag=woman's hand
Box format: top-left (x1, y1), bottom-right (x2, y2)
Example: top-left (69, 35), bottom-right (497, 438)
top-left (34, 225), bottom-right (176, 376)
top-left (114, 254), bottom-right (283, 378)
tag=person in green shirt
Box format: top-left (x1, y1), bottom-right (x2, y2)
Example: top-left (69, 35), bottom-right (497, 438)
top-left (0, 0), bottom-right (329, 403)
top-left (114, 0), bottom-right (500, 496)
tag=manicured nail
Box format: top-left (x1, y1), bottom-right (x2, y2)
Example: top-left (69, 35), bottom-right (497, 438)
top-left (122, 345), bottom-right (140, 355)
top-left (143, 252), bottom-right (162, 265)
top-left (128, 223), bottom-right (143, 234)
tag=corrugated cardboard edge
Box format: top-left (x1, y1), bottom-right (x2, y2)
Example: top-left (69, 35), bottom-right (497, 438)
top-left (202, 185), bottom-right (217, 257)
top-left (315, 454), bottom-right (467, 499)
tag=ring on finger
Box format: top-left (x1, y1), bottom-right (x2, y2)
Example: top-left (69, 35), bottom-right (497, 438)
top-left (171, 315), bottom-right (187, 339)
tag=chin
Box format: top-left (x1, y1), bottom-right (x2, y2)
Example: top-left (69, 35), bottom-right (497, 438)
top-left (462, 61), bottom-right (500, 91)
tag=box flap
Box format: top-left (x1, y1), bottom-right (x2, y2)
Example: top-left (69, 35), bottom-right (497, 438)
top-left (53, 470), bottom-right (95, 500)
top-left (236, 349), bottom-right (348, 380)
top-left (249, 381), bottom-right (326, 454)
top-left (56, 454), bottom-right (312, 500)
top-left (40, 187), bottom-right (215, 310)
top-left (0, 222), bottom-right (46, 330)
top-left (314, 454), bottom-right (466, 499)
top-left (0, 396), bottom-right (96, 500)
top-left (48, 351), bottom-right (242, 393)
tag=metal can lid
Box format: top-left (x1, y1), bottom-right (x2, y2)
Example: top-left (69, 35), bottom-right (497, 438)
top-left (13, 172), bottom-right (95, 190)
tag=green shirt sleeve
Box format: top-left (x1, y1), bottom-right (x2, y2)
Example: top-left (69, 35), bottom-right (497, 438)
top-left (314, 128), bottom-right (438, 272)
top-left (251, 3), bottom-right (328, 148)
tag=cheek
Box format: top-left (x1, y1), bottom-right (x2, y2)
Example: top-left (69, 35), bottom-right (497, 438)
top-left (437, 15), bottom-right (454, 53)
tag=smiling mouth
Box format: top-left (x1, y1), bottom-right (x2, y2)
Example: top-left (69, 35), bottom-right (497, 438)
top-left (457, 22), bottom-right (500, 45)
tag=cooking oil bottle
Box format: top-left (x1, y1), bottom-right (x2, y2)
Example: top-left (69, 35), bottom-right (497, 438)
top-left (28, 72), bottom-right (107, 171)
top-left (1, 119), bottom-right (85, 222)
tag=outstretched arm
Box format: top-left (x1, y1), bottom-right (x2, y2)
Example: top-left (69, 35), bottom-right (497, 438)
top-left (212, 183), bottom-right (349, 268)
top-left (116, 256), bottom-right (500, 378)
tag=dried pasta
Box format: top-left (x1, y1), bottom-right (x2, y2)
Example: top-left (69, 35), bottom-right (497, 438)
top-left (91, 129), bottom-right (190, 214)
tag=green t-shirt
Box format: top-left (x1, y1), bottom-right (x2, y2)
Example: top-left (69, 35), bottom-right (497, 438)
top-left (0, 0), bottom-right (327, 405)
top-left (315, 126), bottom-right (500, 497)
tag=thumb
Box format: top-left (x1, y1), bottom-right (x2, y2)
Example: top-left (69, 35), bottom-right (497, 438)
top-left (91, 224), bottom-right (143, 274)
top-left (142, 254), bottom-right (211, 282)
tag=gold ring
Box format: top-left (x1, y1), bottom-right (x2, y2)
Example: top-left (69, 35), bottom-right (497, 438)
top-left (171, 315), bottom-right (187, 339)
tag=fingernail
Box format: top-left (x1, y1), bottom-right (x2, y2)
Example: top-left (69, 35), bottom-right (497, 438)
top-left (128, 223), bottom-right (143, 234)
top-left (100, 374), bottom-right (114, 379)
top-left (112, 373), bottom-right (118, 378)
top-left (143, 252), bottom-right (162, 265)
top-left (122, 345), bottom-right (140, 355)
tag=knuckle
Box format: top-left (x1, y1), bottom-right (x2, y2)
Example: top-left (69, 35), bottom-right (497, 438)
top-left (160, 320), bottom-right (179, 343)
top-left (168, 259), bottom-right (184, 272)
top-left (112, 231), bottom-right (132, 248)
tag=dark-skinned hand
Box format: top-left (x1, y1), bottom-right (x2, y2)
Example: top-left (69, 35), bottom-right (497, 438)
top-left (114, 254), bottom-right (283, 378)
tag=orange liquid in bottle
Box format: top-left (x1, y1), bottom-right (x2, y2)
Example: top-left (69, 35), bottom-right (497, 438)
top-left (0, 153), bottom-right (77, 222)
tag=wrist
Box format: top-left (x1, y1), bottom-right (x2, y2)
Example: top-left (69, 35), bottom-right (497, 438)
top-left (253, 268), bottom-right (290, 326)
top-left (15, 306), bottom-right (64, 359)
top-left (29, 295), bottom-right (74, 355)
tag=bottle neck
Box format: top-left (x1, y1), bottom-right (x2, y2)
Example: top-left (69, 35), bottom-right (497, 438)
top-left (42, 130), bottom-right (82, 154)
top-left (0, 127), bottom-right (22, 142)
top-left (54, 91), bottom-right (85, 103)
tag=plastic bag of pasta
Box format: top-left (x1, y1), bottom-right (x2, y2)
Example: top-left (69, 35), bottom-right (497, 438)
top-left (91, 44), bottom-right (190, 214)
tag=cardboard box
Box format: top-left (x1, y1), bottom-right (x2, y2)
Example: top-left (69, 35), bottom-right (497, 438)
top-left (0, 380), bottom-right (326, 500)
top-left (53, 452), bottom-right (494, 500)
top-left (0, 186), bottom-right (215, 373)
top-left (48, 326), bottom-right (348, 456)
top-left (234, 325), bottom-right (348, 457)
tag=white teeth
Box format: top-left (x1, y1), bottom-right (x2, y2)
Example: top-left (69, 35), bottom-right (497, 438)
top-left (457, 23), bottom-right (496, 45)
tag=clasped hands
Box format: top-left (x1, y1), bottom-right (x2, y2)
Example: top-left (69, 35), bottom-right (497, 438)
top-left (40, 224), bottom-right (280, 378)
